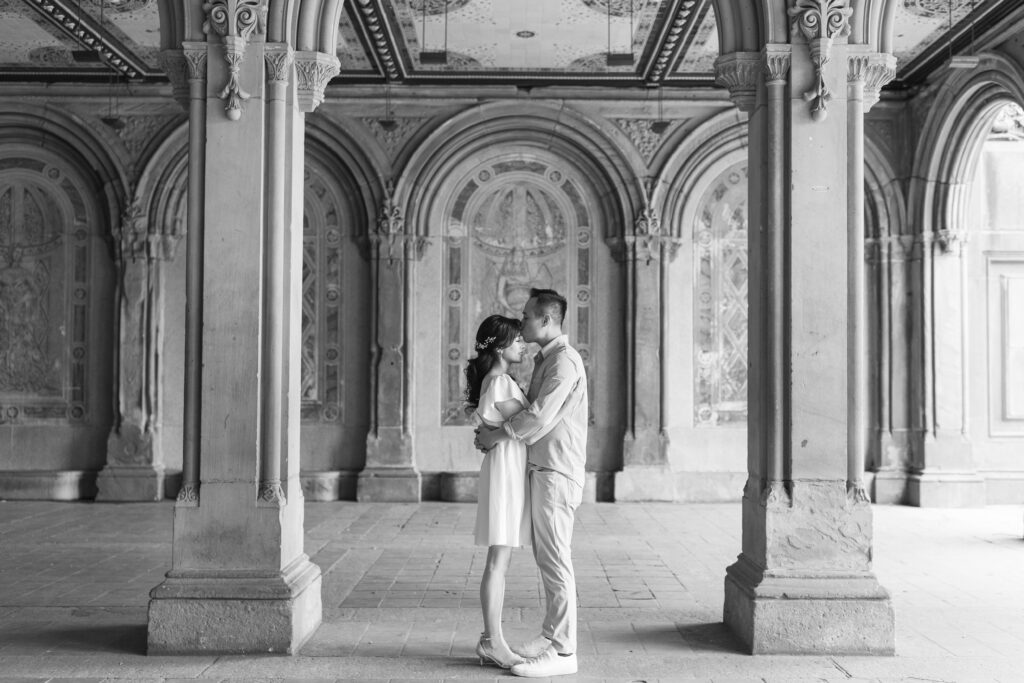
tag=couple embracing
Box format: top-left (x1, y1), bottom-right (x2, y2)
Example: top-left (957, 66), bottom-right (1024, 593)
top-left (466, 288), bottom-right (588, 678)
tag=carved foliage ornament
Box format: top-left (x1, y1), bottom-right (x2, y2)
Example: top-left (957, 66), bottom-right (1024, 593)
top-left (788, 0), bottom-right (853, 121)
top-left (713, 52), bottom-right (761, 113)
top-left (294, 51), bottom-right (340, 113)
top-left (371, 183), bottom-right (428, 266)
top-left (203, 0), bottom-right (267, 121)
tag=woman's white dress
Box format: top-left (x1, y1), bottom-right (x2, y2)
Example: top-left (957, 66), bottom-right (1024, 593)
top-left (474, 374), bottom-right (532, 547)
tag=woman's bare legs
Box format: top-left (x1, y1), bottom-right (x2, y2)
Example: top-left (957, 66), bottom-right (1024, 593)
top-left (479, 545), bottom-right (517, 661)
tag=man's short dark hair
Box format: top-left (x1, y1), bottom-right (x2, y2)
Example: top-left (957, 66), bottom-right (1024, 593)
top-left (529, 288), bottom-right (567, 325)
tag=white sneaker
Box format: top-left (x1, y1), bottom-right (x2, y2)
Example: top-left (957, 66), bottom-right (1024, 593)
top-left (510, 647), bottom-right (578, 678)
top-left (511, 634), bottom-right (551, 658)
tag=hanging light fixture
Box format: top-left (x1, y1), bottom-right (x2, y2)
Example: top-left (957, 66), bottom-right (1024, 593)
top-left (97, 0), bottom-right (126, 130)
top-left (419, 0), bottom-right (449, 65)
top-left (947, 0), bottom-right (980, 70)
top-left (70, 0), bottom-right (102, 62)
top-left (651, 85), bottom-right (670, 134)
top-left (378, 79), bottom-right (398, 131)
top-left (606, 0), bottom-right (635, 67)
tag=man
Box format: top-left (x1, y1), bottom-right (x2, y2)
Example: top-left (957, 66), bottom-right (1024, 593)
top-left (475, 288), bottom-right (588, 678)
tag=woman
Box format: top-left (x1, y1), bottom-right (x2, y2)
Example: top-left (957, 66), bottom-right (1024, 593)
top-left (465, 314), bottom-right (531, 669)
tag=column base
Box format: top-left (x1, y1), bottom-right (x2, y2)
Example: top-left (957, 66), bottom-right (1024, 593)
top-left (723, 555), bottom-right (894, 655)
top-left (868, 468), bottom-right (908, 505)
top-left (906, 471), bottom-right (985, 507)
top-left (615, 465), bottom-right (677, 501)
top-left (357, 467), bottom-right (422, 502)
top-left (96, 465), bottom-right (167, 502)
top-left (147, 556), bottom-right (322, 655)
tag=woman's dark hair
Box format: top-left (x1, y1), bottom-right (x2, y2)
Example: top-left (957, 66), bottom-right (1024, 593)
top-left (464, 314), bottom-right (521, 409)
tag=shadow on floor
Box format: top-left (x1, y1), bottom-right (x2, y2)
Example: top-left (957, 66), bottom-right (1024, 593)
top-left (674, 622), bottom-right (746, 654)
top-left (6, 623), bottom-right (149, 655)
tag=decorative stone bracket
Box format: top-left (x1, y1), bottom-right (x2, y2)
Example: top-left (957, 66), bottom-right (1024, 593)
top-left (788, 0), bottom-right (853, 121)
top-left (295, 51), bottom-right (340, 113)
top-left (202, 0), bottom-right (268, 121)
top-left (370, 190), bottom-right (430, 266)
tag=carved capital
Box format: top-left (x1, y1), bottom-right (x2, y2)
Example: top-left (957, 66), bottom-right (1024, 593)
top-left (294, 50), bottom-right (340, 113)
top-left (622, 234), bottom-right (682, 265)
top-left (634, 205), bottom-right (661, 237)
top-left (264, 43), bottom-right (293, 86)
top-left (181, 41), bottom-right (208, 82)
top-left (762, 44), bottom-right (791, 85)
top-left (936, 228), bottom-right (969, 256)
top-left (158, 50), bottom-right (190, 109)
top-left (848, 50), bottom-right (897, 111)
top-left (115, 200), bottom-right (183, 263)
top-left (714, 52), bottom-right (761, 113)
top-left (369, 234), bottom-right (430, 265)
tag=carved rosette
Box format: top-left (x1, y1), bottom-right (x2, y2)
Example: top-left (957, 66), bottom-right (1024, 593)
top-left (202, 0), bottom-right (267, 121)
top-left (158, 50), bottom-right (189, 109)
top-left (294, 51), bottom-right (340, 113)
top-left (788, 0), bottom-right (853, 121)
top-left (714, 52), bottom-right (761, 113)
top-left (848, 51), bottom-right (897, 111)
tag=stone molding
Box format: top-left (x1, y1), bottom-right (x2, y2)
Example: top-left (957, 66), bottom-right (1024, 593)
top-left (620, 207), bottom-right (682, 264)
top-left (370, 189), bottom-right (429, 265)
top-left (714, 52), bottom-right (761, 113)
top-left (258, 481), bottom-right (286, 505)
top-left (203, 0), bottom-right (267, 121)
top-left (788, 0), bottom-right (853, 121)
top-left (848, 50), bottom-right (897, 111)
top-left (182, 42), bottom-right (208, 82)
top-left (294, 51), bottom-right (340, 113)
top-left (176, 482), bottom-right (199, 504)
top-left (264, 44), bottom-right (293, 86)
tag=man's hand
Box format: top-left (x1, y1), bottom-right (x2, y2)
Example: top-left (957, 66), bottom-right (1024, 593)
top-left (473, 424), bottom-right (505, 452)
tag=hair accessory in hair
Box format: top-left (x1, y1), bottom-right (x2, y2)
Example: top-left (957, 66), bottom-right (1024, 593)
top-left (475, 336), bottom-right (496, 350)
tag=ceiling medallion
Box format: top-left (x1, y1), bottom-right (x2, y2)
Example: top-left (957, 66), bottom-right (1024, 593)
top-left (516, 30), bottom-right (536, 38)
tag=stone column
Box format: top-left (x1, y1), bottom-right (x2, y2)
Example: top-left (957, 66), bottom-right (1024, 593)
top-left (714, 11), bottom-right (895, 652)
top-left (870, 234), bottom-right (914, 503)
top-left (910, 229), bottom-right (983, 506)
top-left (615, 206), bottom-right (681, 501)
top-left (358, 187), bottom-right (429, 501)
top-left (97, 201), bottom-right (181, 501)
top-left (147, 3), bottom-right (339, 652)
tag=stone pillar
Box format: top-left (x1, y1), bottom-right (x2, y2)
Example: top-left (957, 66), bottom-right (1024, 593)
top-left (910, 229), bottom-right (983, 506)
top-left (358, 187), bottom-right (429, 502)
top-left (147, 5), bottom-right (339, 652)
top-left (714, 11), bottom-right (895, 653)
top-left (97, 201), bottom-right (181, 501)
top-left (869, 234), bottom-right (914, 503)
top-left (615, 206), bottom-right (681, 501)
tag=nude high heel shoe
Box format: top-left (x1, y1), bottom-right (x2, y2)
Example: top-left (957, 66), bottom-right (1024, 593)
top-left (476, 634), bottom-right (525, 669)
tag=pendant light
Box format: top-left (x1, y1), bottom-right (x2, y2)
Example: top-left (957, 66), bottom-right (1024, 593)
top-left (420, 0), bottom-right (449, 65)
top-left (947, 0), bottom-right (980, 70)
top-left (606, 0), bottom-right (635, 67)
top-left (651, 85), bottom-right (670, 134)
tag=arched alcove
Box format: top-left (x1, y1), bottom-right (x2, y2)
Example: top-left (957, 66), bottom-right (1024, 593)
top-left (397, 104), bottom-right (638, 494)
top-left (0, 141), bottom-right (118, 498)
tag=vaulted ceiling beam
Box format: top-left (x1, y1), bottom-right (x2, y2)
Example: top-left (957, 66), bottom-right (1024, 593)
top-left (23, 0), bottom-right (157, 79)
top-left (348, 0), bottom-right (406, 82)
top-left (641, 0), bottom-right (706, 84)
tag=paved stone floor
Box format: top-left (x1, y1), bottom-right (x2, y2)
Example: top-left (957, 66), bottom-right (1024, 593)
top-left (0, 499), bottom-right (1022, 682)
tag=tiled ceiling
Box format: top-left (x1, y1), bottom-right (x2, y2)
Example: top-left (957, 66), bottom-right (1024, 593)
top-left (0, 0), bottom-right (1014, 87)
